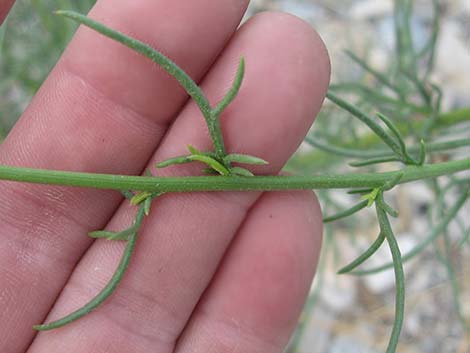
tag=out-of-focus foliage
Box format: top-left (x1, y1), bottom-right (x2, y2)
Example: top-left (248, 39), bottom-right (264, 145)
top-left (0, 0), bottom-right (96, 135)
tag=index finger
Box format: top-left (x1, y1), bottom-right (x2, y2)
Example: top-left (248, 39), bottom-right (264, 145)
top-left (0, 1), bottom-right (248, 351)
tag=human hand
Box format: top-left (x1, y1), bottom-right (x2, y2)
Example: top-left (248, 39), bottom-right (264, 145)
top-left (0, 1), bottom-right (329, 352)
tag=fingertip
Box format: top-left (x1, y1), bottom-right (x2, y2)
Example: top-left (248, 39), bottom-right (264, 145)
top-left (247, 10), bottom-right (331, 105)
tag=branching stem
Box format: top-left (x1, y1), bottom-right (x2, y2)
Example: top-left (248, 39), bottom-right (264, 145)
top-left (33, 205), bottom-right (146, 331)
top-left (0, 158), bottom-right (469, 192)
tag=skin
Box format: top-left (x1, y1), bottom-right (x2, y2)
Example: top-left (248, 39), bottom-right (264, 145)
top-left (0, 0), bottom-right (13, 25)
top-left (0, 1), bottom-right (330, 352)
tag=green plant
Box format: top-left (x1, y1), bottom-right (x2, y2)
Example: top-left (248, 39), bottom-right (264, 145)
top-left (0, 3), bottom-right (469, 353)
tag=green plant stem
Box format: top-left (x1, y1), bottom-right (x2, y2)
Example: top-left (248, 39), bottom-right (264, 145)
top-left (212, 57), bottom-right (245, 117)
top-left (350, 156), bottom-right (401, 167)
top-left (289, 108), bottom-right (470, 172)
top-left (329, 83), bottom-right (429, 114)
top-left (0, 159), bottom-right (469, 193)
top-left (55, 10), bottom-right (230, 158)
top-left (436, 107), bottom-right (470, 128)
top-left (458, 227), bottom-right (470, 248)
top-left (338, 231), bottom-right (386, 274)
top-left (353, 191), bottom-right (469, 275)
top-left (323, 199), bottom-right (369, 223)
top-left (0, 19), bottom-right (7, 53)
top-left (344, 50), bottom-right (403, 98)
top-left (326, 91), bottom-right (405, 159)
top-left (376, 199), bottom-right (405, 353)
top-left (307, 137), bottom-right (470, 160)
top-left (33, 205), bottom-right (146, 331)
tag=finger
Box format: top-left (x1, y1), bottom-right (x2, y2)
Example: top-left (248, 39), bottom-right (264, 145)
top-left (0, 1), bottom-right (248, 351)
top-left (176, 191), bottom-right (323, 353)
top-left (0, 0), bottom-right (14, 25)
top-left (28, 12), bottom-right (330, 353)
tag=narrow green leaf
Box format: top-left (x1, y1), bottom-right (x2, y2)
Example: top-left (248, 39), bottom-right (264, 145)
top-left (323, 199), bottom-right (369, 223)
top-left (55, 10), bottom-right (212, 123)
top-left (230, 167), bottom-right (254, 177)
top-left (0, 20), bottom-right (6, 55)
top-left (224, 153), bottom-right (268, 166)
top-left (89, 222), bottom-right (140, 241)
top-left (348, 188), bottom-right (373, 195)
top-left (350, 156), bottom-right (401, 167)
top-left (213, 57), bottom-right (245, 117)
top-left (156, 155), bottom-right (192, 168)
top-left (374, 193), bottom-right (406, 353)
top-left (328, 83), bottom-right (428, 114)
top-left (130, 191), bottom-right (152, 205)
top-left (120, 190), bottom-right (134, 200)
top-left (187, 155), bottom-right (230, 176)
top-left (327, 91), bottom-right (404, 159)
top-left (458, 227), bottom-right (470, 248)
top-left (202, 167), bottom-right (218, 175)
top-left (34, 203), bottom-right (148, 331)
top-left (362, 188), bottom-right (380, 207)
top-left (383, 172), bottom-right (405, 191)
top-left (345, 50), bottom-right (403, 97)
top-left (338, 232), bottom-right (386, 274)
top-left (382, 200), bottom-right (399, 218)
top-left (187, 144), bottom-right (201, 155)
top-left (418, 139), bottom-right (426, 165)
top-left (144, 196), bottom-right (152, 216)
top-left (376, 112), bottom-right (407, 155)
top-left (353, 191), bottom-right (469, 275)
top-left (88, 230), bottom-right (119, 239)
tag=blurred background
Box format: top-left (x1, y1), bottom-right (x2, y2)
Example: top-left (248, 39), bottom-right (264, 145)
top-left (1, 1), bottom-right (469, 352)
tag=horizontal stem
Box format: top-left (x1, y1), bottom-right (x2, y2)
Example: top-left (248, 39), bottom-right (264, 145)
top-left (307, 135), bottom-right (470, 161)
top-left (437, 107), bottom-right (470, 128)
top-left (0, 158), bottom-right (469, 192)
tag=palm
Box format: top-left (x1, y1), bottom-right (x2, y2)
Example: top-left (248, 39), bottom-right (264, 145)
top-left (0, 1), bottom-right (329, 352)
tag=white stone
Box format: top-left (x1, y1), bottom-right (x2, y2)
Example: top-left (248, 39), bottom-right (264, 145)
top-left (350, 0), bottom-right (393, 20)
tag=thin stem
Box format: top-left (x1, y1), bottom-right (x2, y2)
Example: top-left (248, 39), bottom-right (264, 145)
top-left (33, 205), bottom-right (146, 330)
top-left (376, 196), bottom-right (405, 353)
top-left (212, 57), bottom-right (245, 117)
top-left (458, 226), bottom-right (470, 248)
top-left (376, 112), bottom-right (407, 156)
top-left (329, 82), bottom-right (429, 114)
top-left (0, 159), bottom-right (469, 192)
top-left (350, 156), bottom-right (401, 168)
top-left (395, 0), bottom-right (417, 74)
top-left (420, 0), bottom-right (440, 78)
top-left (323, 199), bottom-right (369, 223)
top-left (209, 57), bottom-right (245, 158)
top-left (436, 107), bottom-right (470, 128)
top-left (0, 18), bottom-right (7, 53)
top-left (56, 11), bottom-right (219, 147)
top-left (327, 91), bottom-right (406, 159)
top-left (353, 191), bottom-right (469, 275)
top-left (338, 231), bottom-right (386, 274)
top-left (344, 50), bottom-right (403, 98)
top-left (207, 116), bottom-right (226, 159)
top-left (306, 136), bottom-right (470, 160)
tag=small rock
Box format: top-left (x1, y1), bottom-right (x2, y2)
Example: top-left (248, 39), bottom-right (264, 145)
top-left (350, 0), bottom-right (393, 20)
top-left (327, 335), bottom-right (380, 353)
